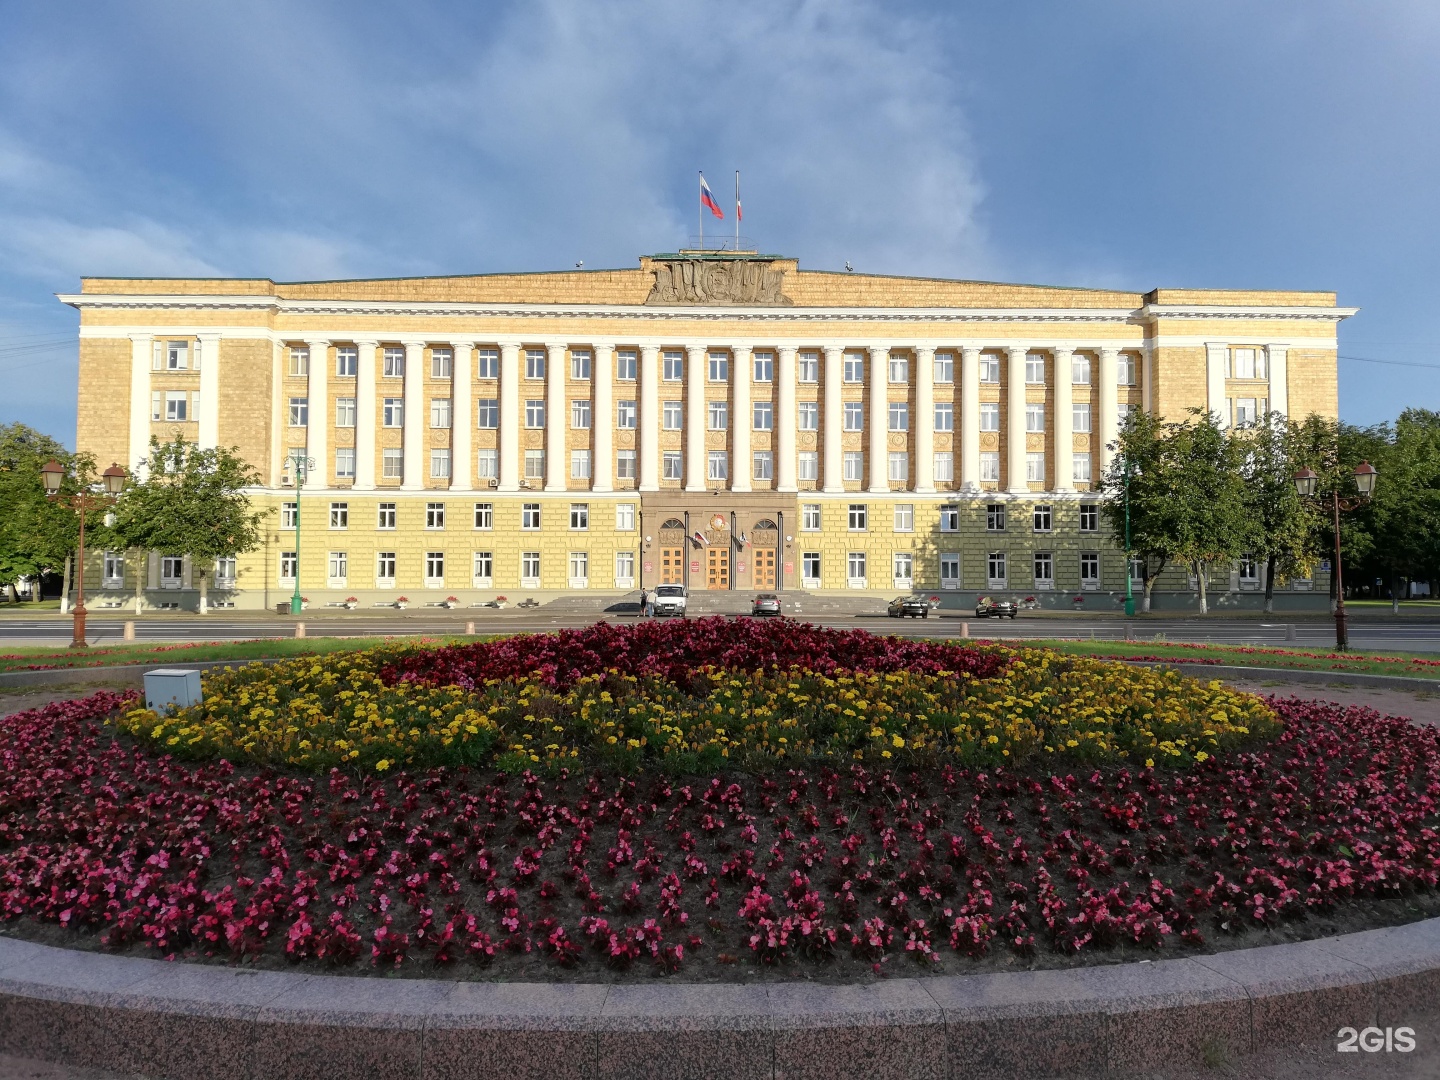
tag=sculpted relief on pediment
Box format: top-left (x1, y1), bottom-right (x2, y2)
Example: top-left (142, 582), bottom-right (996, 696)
top-left (645, 259), bottom-right (792, 306)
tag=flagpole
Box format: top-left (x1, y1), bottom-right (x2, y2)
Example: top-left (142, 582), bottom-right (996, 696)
top-left (698, 171), bottom-right (703, 250)
top-left (734, 170), bottom-right (740, 249)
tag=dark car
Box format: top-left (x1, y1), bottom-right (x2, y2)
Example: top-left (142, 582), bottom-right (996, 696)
top-left (751, 593), bottom-right (782, 617)
top-left (974, 598), bottom-right (1019, 619)
top-left (887, 595), bottom-right (931, 619)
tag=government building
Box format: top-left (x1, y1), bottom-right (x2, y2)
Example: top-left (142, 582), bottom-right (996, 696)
top-left (63, 253), bottom-right (1351, 611)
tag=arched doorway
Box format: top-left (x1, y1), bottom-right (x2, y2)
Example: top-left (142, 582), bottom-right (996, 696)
top-left (751, 519), bottom-right (779, 590)
top-left (658, 519), bottom-right (686, 584)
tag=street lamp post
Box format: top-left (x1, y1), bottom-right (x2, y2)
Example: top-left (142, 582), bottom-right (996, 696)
top-left (288, 453), bottom-right (315, 615)
top-left (1122, 456), bottom-right (1135, 618)
top-left (40, 460), bottom-right (127, 648)
top-left (1293, 461), bottom-right (1377, 651)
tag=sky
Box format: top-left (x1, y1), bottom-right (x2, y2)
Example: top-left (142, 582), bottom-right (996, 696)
top-left (2, 0), bottom-right (1438, 444)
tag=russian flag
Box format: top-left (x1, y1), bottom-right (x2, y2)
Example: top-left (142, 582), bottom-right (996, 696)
top-left (700, 173), bottom-right (724, 220)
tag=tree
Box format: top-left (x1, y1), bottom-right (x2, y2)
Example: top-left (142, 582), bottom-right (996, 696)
top-left (0, 423), bottom-right (96, 604)
top-left (110, 436), bottom-right (265, 613)
top-left (1238, 413), bottom-right (1314, 614)
top-left (1099, 410), bottom-right (1170, 612)
top-left (1358, 410), bottom-right (1440, 610)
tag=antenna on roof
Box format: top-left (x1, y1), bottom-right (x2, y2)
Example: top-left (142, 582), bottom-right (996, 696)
top-left (845, 261), bottom-right (853, 273)
top-left (575, 261), bottom-right (584, 269)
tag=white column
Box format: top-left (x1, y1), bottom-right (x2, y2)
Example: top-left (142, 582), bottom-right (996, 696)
top-left (868, 347), bottom-right (889, 493)
top-left (196, 333), bottom-right (221, 449)
top-left (593, 344), bottom-right (614, 492)
top-left (354, 340), bottom-right (377, 490)
top-left (959, 346), bottom-right (980, 492)
top-left (499, 342), bottom-right (521, 491)
top-left (1006, 346), bottom-right (1028, 494)
top-left (452, 342), bottom-right (473, 490)
top-left (1266, 343), bottom-right (1288, 417)
top-left (731, 345), bottom-right (752, 493)
top-left (639, 345), bottom-right (660, 491)
top-left (545, 343), bottom-right (568, 491)
top-left (822, 345), bottom-right (844, 493)
top-left (685, 345), bottom-right (707, 491)
top-left (1100, 346), bottom-right (1121, 474)
top-left (1053, 345), bottom-right (1074, 492)
top-left (269, 342), bottom-right (284, 488)
top-left (306, 339), bottom-right (329, 486)
top-left (914, 346), bottom-right (934, 493)
top-left (127, 334), bottom-right (151, 477)
top-left (401, 340), bottom-right (425, 490)
top-left (776, 346), bottom-right (798, 492)
top-left (1142, 342), bottom-right (1155, 415)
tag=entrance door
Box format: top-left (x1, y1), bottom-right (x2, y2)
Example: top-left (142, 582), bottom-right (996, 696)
top-left (660, 547), bottom-right (684, 584)
top-left (706, 547), bottom-right (729, 589)
top-left (753, 548), bottom-right (776, 590)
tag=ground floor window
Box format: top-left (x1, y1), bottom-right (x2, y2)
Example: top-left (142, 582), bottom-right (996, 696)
top-left (103, 551), bottom-right (124, 587)
top-left (521, 551), bottom-right (541, 584)
top-left (1080, 552), bottom-right (1100, 589)
top-left (160, 555), bottom-right (184, 588)
top-left (214, 556), bottom-right (236, 587)
top-left (1033, 551), bottom-right (1054, 589)
top-left (473, 551), bottom-right (493, 586)
top-left (327, 551), bottom-right (348, 585)
top-left (1239, 553), bottom-right (1260, 589)
top-left (893, 552), bottom-right (913, 587)
top-left (615, 551), bottom-right (635, 588)
top-left (425, 551), bottom-right (445, 586)
top-left (940, 552), bottom-right (961, 589)
top-left (280, 551), bottom-right (297, 582)
top-left (847, 551), bottom-right (867, 588)
top-left (987, 551), bottom-right (1007, 589)
top-left (802, 552), bottom-right (821, 587)
top-left (569, 551), bottom-right (589, 587)
top-left (376, 552), bottom-right (396, 584)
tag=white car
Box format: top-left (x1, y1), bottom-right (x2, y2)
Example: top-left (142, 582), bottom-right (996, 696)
top-left (650, 583), bottom-right (688, 617)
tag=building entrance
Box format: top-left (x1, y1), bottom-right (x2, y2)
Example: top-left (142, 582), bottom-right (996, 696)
top-left (706, 547), bottom-right (729, 589)
top-left (753, 548), bottom-right (776, 589)
top-left (659, 547), bottom-right (684, 584)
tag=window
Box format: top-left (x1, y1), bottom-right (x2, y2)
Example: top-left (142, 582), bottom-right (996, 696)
top-left (934, 402), bottom-right (954, 432)
top-left (843, 353), bottom-right (864, 382)
top-left (753, 401), bottom-right (773, 430)
top-left (425, 552), bottom-right (445, 583)
top-left (889, 401), bottom-right (909, 432)
top-left (525, 349), bottom-right (545, 380)
top-left (616, 350), bottom-right (637, 381)
top-left (288, 397), bottom-right (308, 427)
top-left (707, 451), bottom-right (728, 482)
top-left (888, 354), bottom-right (909, 383)
top-left (1130, 556), bottom-right (1146, 584)
top-left (708, 400), bottom-right (728, 430)
top-left (797, 401), bottom-right (818, 430)
top-left (980, 355), bottom-right (1001, 383)
top-left (1034, 552), bottom-right (1054, 588)
top-left (894, 504), bottom-right (913, 531)
top-left (663, 452), bottom-right (683, 480)
top-left (214, 556), bottom-right (236, 586)
top-left (572, 400), bottom-right (591, 428)
top-left (477, 399), bottom-right (499, 428)
top-left (1080, 504), bottom-right (1099, 532)
top-left (616, 450), bottom-right (636, 479)
top-left (662, 351), bottom-right (683, 381)
top-left (431, 449), bottom-right (451, 478)
top-left (328, 551), bottom-right (348, 582)
top-left (847, 551), bottom-right (867, 584)
top-left (987, 551), bottom-right (1007, 588)
top-left (1118, 354), bottom-right (1137, 385)
top-left (431, 398), bottom-right (452, 428)
top-left (934, 453), bottom-right (954, 482)
top-left (382, 398), bottom-right (403, 427)
top-left (617, 400), bottom-right (637, 428)
top-left (986, 504), bottom-right (1006, 531)
top-left (570, 503), bottom-right (589, 530)
top-left (1231, 347), bottom-right (1257, 379)
top-left (382, 347), bottom-right (404, 378)
top-left (426, 502), bottom-right (446, 529)
top-left (476, 450), bottom-right (498, 479)
top-left (165, 340), bottom-right (190, 371)
top-left (288, 346), bottom-right (309, 377)
top-left (979, 403), bottom-right (1000, 431)
top-left (798, 452), bottom-right (818, 481)
top-left (615, 551), bottom-right (635, 585)
top-left (330, 502), bottom-right (349, 529)
top-left (940, 552), bottom-right (961, 589)
top-left (848, 504), bottom-right (867, 531)
top-left (1080, 552), bottom-right (1100, 587)
top-left (1072, 354), bottom-right (1091, 385)
top-left (893, 553), bottom-right (914, 584)
top-left (1234, 398), bottom-right (1258, 428)
top-left (103, 551), bottom-right (125, 586)
top-left (802, 552), bottom-right (821, 583)
top-left (335, 397), bottom-right (356, 427)
top-left (571, 449), bottom-right (591, 479)
top-left (335, 346), bottom-right (357, 377)
top-left (798, 351), bottom-right (818, 383)
top-left (526, 400), bottom-right (545, 428)
top-left (1117, 402), bottom-right (1136, 425)
top-left (335, 448), bottom-right (355, 479)
top-left (571, 351), bottom-right (591, 380)
top-left (474, 502), bottom-right (493, 529)
top-left (1033, 504), bottom-right (1052, 532)
top-left (431, 349), bottom-right (453, 379)
top-left (474, 551), bottom-right (493, 583)
top-left (1025, 355), bottom-right (1045, 384)
top-left (934, 351), bottom-right (954, 383)
top-left (843, 402), bottom-right (863, 431)
top-left (616, 503), bottom-right (635, 530)
top-left (521, 551), bottom-right (541, 581)
top-left (802, 504), bottom-right (821, 530)
top-left (376, 552), bottom-right (396, 581)
top-left (279, 551), bottom-right (297, 581)
top-left (663, 401), bottom-right (683, 430)
top-left (569, 552), bottom-right (589, 584)
top-left (1073, 454), bottom-right (1093, 483)
top-left (753, 352), bottom-right (773, 381)
top-left (377, 502), bottom-right (396, 529)
top-left (281, 501), bottom-right (297, 529)
top-left (1025, 403), bottom-right (1045, 433)
top-left (476, 348), bottom-right (499, 379)
top-left (888, 452), bottom-right (908, 483)
top-left (940, 504), bottom-right (960, 532)
top-left (753, 451), bottom-right (773, 480)
top-left (1072, 403), bottom-right (1091, 433)
top-left (1026, 453), bottom-right (1045, 483)
top-left (843, 452), bottom-right (863, 481)
top-left (708, 353), bottom-right (729, 382)
top-left (524, 450), bottom-right (545, 480)
top-left (980, 452), bottom-right (1000, 482)
top-left (164, 391), bottom-right (190, 422)
top-left (522, 503), bottom-right (541, 529)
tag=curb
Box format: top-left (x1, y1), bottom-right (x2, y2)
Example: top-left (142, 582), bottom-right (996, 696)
top-left (0, 918), bottom-right (1437, 1079)
top-left (0, 658), bottom-right (287, 690)
top-left (1127, 661), bottom-right (1440, 694)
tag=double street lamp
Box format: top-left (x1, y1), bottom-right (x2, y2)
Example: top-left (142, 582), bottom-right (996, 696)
top-left (288, 452), bottom-right (316, 615)
top-left (40, 460), bottom-right (127, 649)
top-left (1293, 461), bottom-right (1377, 651)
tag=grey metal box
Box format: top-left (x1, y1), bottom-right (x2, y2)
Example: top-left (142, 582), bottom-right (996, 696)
top-left (144, 668), bottom-right (203, 713)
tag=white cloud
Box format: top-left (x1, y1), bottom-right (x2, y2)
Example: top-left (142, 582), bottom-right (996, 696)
top-left (0, 215), bottom-right (225, 281)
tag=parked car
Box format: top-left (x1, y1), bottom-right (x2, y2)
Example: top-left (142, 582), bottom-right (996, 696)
top-left (974, 597), bottom-right (1019, 619)
top-left (887, 595), bottom-right (931, 618)
top-left (751, 593), bottom-right (782, 617)
top-left (650, 583), bottom-right (688, 617)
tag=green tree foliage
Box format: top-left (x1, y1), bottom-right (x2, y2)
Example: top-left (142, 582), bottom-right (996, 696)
top-left (1355, 410), bottom-right (1440, 608)
top-left (0, 423), bottom-right (96, 602)
top-left (1098, 410), bottom-right (1170, 612)
top-left (1237, 413), bottom-right (1315, 613)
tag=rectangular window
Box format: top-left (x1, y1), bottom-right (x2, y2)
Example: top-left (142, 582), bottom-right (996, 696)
top-left (1072, 403), bottom-right (1091, 433)
top-left (1026, 403), bottom-right (1045, 433)
top-left (934, 402), bottom-right (954, 432)
top-left (473, 551), bottom-right (493, 583)
top-left (1073, 454), bottom-right (1093, 483)
top-left (329, 501), bottom-right (348, 529)
top-left (980, 356), bottom-right (1001, 383)
top-left (802, 504), bottom-right (821, 530)
top-left (848, 504), bottom-right (867, 531)
top-left (843, 452), bottom-right (863, 481)
top-left (522, 503), bottom-right (541, 529)
top-left (798, 452), bottom-right (818, 481)
top-left (616, 450), bottom-right (637, 479)
top-left (431, 348), bottom-right (453, 379)
top-left (165, 340), bottom-right (190, 370)
top-left (843, 401), bottom-right (863, 431)
top-left (753, 401), bottom-right (773, 430)
top-left (986, 504), bottom-right (1006, 531)
top-left (569, 552), bottom-right (589, 584)
top-left (570, 449), bottom-right (591, 479)
top-left (281, 501), bottom-right (297, 529)
top-left (280, 551), bottom-right (297, 580)
top-left (707, 353), bottom-right (729, 382)
top-left (797, 401), bottom-right (818, 430)
top-left (336, 397), bottom-right (356, 427)
top-left (163, 391), bottom-right (190, 422)
top-left (571, 350), bottom-right (591, 380)
top-left (894, 504), bottom-right (913, 532)
top-left (1080, 552), bottom-right (1100, 587)
top-left (663, 401), bottom-right (683, 430)
top-left (571, 399), bottom-right (591, 428)
top-left (888, 354), bottom-right (909, 383)
top-left (430, 449), bottom-right (451, 478)
top-left (1025, 355), bottom-right (1045, 384)
top-left (425, 552), bottom-right (445, 583)
top-left (525, 349), bottom-right (545, 380)
top-left (888, 452), bottom-right (908, 482)
top-left (476, 449), bottom-right (498, 479)
top-left (377, 502), bottom-right (396, 529)
top-left (708, 400), bottom-right (728, 430)
top-left (798, 351), bottom-right (818, 383)
top-left (431, 398), bottom-right (452, 428)
top-left (426, 502), bottom-right (445, 529)
top-left (987, 551), bottom-right (1007, 588)
top-left (335, 346), bottom-right (357, 377)
top-left (1080, 504), bottom-right (1099, 532)
top-left (847, 551), bottom-right (867, 584)
top-left (753, 451), bottom-right (773, 480)
top-left (980, 452), bottom-right (1000, 482)
top-left (934, 453), bottom-right (954, 482)
top-left (753, 352), bottom-right (773, 381)
top-left (1033, 504), bottom-right (1052, 532)
top-left (934, 351), bottom-right (954, 383)
top-left (214, 556), bottom-right (236, 585)
top-left (376, 552), bottom-right (396, 581)
top-left (474, 502), bottom-right (493, 529)
top-left (707, 451), bottom-right (728, 481)
top-left (939, 504), bottom-right (960, 532)
top-left (521, 551), bottom-right (541, 581)
top-left (288, 397), bottom-right (308, 427)
top-left (328, 551), bottom-right (348, 582)
top-left (477, 399), bottom-right (499, 428)
top-left (526, 400), bottom-right (545, 428)
top-left (1034, 552), bottom-right (1054, 588)
top-left (616, 503), bottom-right (635, 530)
top-left (382, 347), bottom-right (404, 378)
top-left (662, 351), bottom-right (683, 381)
top-left (893, 553), bottom-right (914, 584)
top-left (476, 348), bottom-right (499, 379)
top-left (570, 503), bottom-right (589, 530)
top-left (616, 350), bottom-right (637, 381)
top-left (940, 552), bottom-right (961, 589)
top-left (889, 401), bottom-right (909, 432)
top-left (802, 552), bottom-right (821, 583)
top-left (1118, 402), bottom-right (1135, 425)
top-left (979, 403), bottom-right (1000, 431)
top-left (1235, 398), bottom-right (1257, 428)
top-left (1118, 354), bottom-right (1137, 385)
top-left (1232, 347), bottom-right (1256, 379)
top-left (615, 551), bottom-right (635, 584)
top-left (617, 400), bottom-right (637, 428)
top-left (663, 452), bottom-right (683, 480)
top-left (843, 353), bottom-right (864, 382)
top-left (288, 346), bottom-right (309, 377)
top-left (335, 448), bottom-right (355, 479)
top-left (1072, 354), bottom-right (1091, 385)
top-left (382, 398), bottom-right (403, 427)
top-left (1026, 452), bottom-right (1045, 483)
top-left (524, 449), bottom-right (545, 480)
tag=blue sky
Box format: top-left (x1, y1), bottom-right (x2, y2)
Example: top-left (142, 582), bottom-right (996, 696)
top-left (2, 0), bottom-right (1437, 444)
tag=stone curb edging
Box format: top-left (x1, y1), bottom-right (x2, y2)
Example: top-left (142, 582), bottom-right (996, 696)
top-left (0, 658), bottom-right (288, 689)
top-left (1, 917), bottom-right (1438, 1080)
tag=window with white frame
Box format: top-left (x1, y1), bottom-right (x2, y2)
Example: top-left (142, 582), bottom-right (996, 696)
top-left (103, 551), bottom-right (125, 586)
top-left (798, 452), bottom-right (819, 481)
top-left (979, 403), bottom-right (1000, 431)
top-left (753, 451), bottom-right (773, 480)
top-left (521, 551), bottom-right (541, 582)
top-left (525, 400), bottom-right (545, 427)
top-left (616, 450), bottom-right (636, 479)
top-left (707, 353), bottom-right (729, 381)
top-left (847, 551), bottom-right (867, 586)
top-left (164, 340), bottom-right (190, 370)
top-left (474, 502), bottom-right (493, 529)
top-left (214, 556), bottom-right (236, 586)
top-left (1079, 503), bottom-right (1099, 532)
top-left (934, 351), bottom-right (955, 383)
top-left (1033, 504), bottom-right (1052, 532)
top-left (1230, 347), bottom-right (1263, 379)
top-left (1073, 454), bottom-right (1093, 483)
top-left (934, 453), bottom-right (954, 482)
top-left (843, 353), bottom-right (864, 382)
top-left (1025, 355), bottom-right (1046, 384)
top-left (335, 346), bottom-right (357, 377)
top-left (1080, 552), bottom-right (1100, 588)
top-left (571, 350), bottom-right (591, 380)
top-left (802, 503), bottom-right (821, 530)
top-left (934, 402), bottom-right (954, 431)
top-left (893, 552), bottom-right (914, 585)
top-left (848, 504), bottom-right (867, 530)
top-left (663, 452), bottom-right (683, 480)
top-left (888, 354), bottom-right (909, 383)
top-left (279, 552), bottom-right (296, 582)
top-left (843, 452), bottom-right (863, 481)
top-left (888, 452), bottom-right (908, 483)
top-left (522, 503), bottom-right (541, 529)
top-left (570, 450), bottom-right (591, 479)
top-left (330, 501), bottom-right (348, 529)
top-left (889, 401), bottom-right (909, 431)
top-left (987, 551), bottom-right (1007, 588)
top-left (708, 401), bottom-right (728, 430)
top-left (986, 504), bottom-right (1005, 531)
top-left (425, 552), bottom-right (445, 584)
top-left (477, 399), bottom-right (499, 428)
top-left (1117, 402), bottom-right (1136, 425)
top-left (336, 397), bottom-right (356, 427)
top-left (570, 503), bottom-right (588, 530)
top-left (376, 552), bottom-right (396, 582)
top-left (288, 346), bottom-right (309, 377)
top-left (1234, 398), bottom-right (1258, 428)
top-left (1117, 354), bottom-right (1138, 385)
top-left (1072, 354), bottom-right (1091, 384)
top-left (797, 401), bottom-right (818, 430)
top-left (980, 355), bottom-right (1001, 383)
top-left (798, 351), bottom-right (819, 382)
top-left (524, 449), bottom-right (545, 479)
top-left (616, 350), bottom-right (637, 381)
top-left (802, 551), bottom-right (821, 584)
top-left (569, 551), bottom-right (589, 585)
top-left (328, 551), bottom-right (348, 584)
top-left (430, 449), bottom-right (451, 478)
top-left (571, 399), bottom-right (591, 429)
top-left (1072, 403), bottom-right (1091, 433)
top-left (753, 352), bottom-right (773, 381)
top-left (476, 348), bottom-right (499, 379)
top-left (980, 452), bottom-right (1000, 482)
top-left (1026, 452), bottom-right (1045, 483)
top-left (473, 551), bottom-right (493, 584)
top-left (288, 397), bottom-right (308, 427)
top-left (158, 391), bottom-right (191, 422)
top-left (1239, 552), bottom-right (1260, 588)
top-left (662, 351), bottom-right (682, 381)
top-left (940, 504), bottom-right (960, 532)
top-left (940, 552), bottom-right (961, 589)
top-left (431, 398), bottom-right (452, 428)
top-left (426, 502), bottom-right (445, 529)
top-left (617, 400), bottom-right (636, 428)
top-left (707, 451), bottom-right (728, 482)
top-left (616, 503), bottom-right (635, 530)
top-left (753, 401), bottom-right (772, 430)
top-left (476, 449), bottom-right (498, 479)
top-left (524, 349), bottom-right (545, 380)
top-left (431, 348), bottom-right (453, 379)
top-left (377, 502), bottom-right (396, 529)
top-left (894, 504), bottom-right (913, 531)
top-left (382, 347), bottom-right (404, 378)
top-left (1130, 556), bottom-right (1146, 584)
top-left (1025, 403), bottom-right (1045, 432)
top-left (1033, 551), bottom-right (1054, 588)
top-left (662, 401), bottom-right (682, 430)
top-left (843, 402), bottom-right (863, 431)
top-left (281, 501), bottom-right (297, 529)
top-left (615, 551), bottom-right (635, 586)
top-left (382, 398), bottom-right (403, 427)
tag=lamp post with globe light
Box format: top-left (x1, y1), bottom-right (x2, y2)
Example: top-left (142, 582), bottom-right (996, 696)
top-left (288, 452), bottom-right (316, 615)
top-left (40, 460), bottom-right (127, 648)
top-left (1293, 461), bottom-right (1377, 651)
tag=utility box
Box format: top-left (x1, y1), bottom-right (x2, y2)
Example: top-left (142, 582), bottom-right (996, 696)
top-left (144, 668), bottom-right (203, 714)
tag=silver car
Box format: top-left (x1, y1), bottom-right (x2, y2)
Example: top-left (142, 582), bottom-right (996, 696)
top-left (751, 593), bottom-right (782, 617)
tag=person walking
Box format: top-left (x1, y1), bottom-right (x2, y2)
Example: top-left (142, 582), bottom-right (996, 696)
top-left (638, 587), bottom-right (648, 617)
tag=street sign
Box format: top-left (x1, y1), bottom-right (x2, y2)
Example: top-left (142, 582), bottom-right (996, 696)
top-left (691, 561), bottom-right (700, 573)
